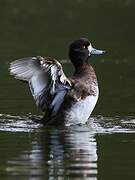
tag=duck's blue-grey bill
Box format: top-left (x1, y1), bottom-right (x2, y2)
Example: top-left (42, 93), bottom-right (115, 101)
top-left (91, 47), bottom-right (106, 55)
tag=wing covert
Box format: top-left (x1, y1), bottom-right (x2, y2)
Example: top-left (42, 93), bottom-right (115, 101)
top-left (9, 56), bottom-right (72, 113)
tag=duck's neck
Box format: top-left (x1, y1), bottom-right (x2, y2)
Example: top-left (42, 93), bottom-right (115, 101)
top-left (74, 63), bottom-right (92, 75)
top-left (71, 62), bottom-right (97, 85)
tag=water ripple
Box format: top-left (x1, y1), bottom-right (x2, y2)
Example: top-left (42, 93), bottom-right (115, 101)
top-left (0, 114), bottom-right (135, 133)
top-left (0, 113), bottom-right (42, 132)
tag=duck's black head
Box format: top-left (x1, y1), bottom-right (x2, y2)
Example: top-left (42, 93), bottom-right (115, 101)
top-left (69, 38), bottom-right (105, 67)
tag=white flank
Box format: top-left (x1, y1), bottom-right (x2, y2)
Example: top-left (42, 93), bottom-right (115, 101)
top-left (65, 86), bottom-right (99, 125)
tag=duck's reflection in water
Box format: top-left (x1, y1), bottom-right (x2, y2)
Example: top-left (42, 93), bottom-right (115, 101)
top-left (38, 126), bottom-right (98, 179)
top-left (6, 125), bottom-right (97, 179)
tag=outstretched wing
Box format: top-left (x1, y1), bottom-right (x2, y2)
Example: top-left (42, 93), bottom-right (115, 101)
top-left (9, 56), bottom-right (72, 114)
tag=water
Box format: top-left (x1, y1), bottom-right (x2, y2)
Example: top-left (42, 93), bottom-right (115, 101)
top-left (0, 0), bottom-right (135, 179)
top-left (0, 115), bottom-right (135, 180)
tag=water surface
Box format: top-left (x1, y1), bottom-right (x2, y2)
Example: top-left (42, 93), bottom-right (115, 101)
top-left (0, 115), bottom-right (135, 180)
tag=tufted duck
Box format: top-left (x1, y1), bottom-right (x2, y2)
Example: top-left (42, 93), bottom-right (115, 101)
top-left (9, 38), bottom-right (105, 125)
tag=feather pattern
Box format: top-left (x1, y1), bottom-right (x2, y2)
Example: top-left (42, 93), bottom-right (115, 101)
top-left (9, 56), bottom-right (71, 113)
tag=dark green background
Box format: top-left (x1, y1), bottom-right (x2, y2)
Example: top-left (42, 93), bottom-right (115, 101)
top-left (0, 0), bottom-right (134, 116)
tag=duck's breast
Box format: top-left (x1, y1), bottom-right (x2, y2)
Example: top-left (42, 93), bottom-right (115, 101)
top-left (65, 86), bottom-right (99, 125)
